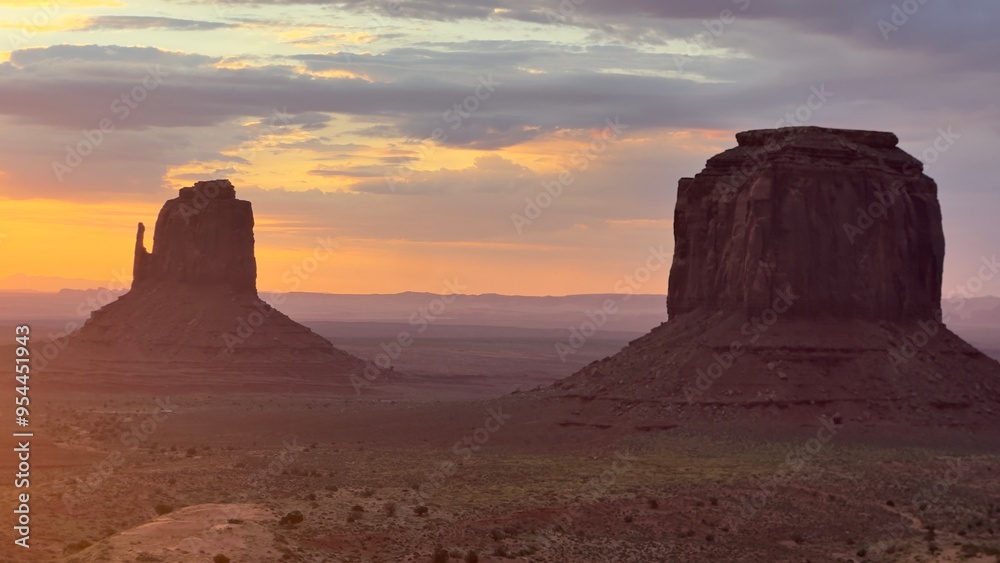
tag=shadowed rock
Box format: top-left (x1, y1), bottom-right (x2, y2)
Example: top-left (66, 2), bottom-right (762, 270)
top-left (667, 126), bottom-right (943, 322)
top-left (133, 179), bottom-right (256, 292)
top-left (547, 126), bottom-right (1000, 428)
top-left (46, 180), bottom-right (380, 392)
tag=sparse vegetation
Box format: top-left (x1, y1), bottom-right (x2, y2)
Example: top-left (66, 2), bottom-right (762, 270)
top-left (213, 555), bottom-right (231, 563)
top-left (154, 504), bottom-right (174, 515)
top-left (279, 510), bottom-right (304, 527)
top-left (64, 540), bottom-right (92, 553)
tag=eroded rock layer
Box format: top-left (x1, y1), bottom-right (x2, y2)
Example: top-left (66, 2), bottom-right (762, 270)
top-left (667, 127), bottom-right (944, 322)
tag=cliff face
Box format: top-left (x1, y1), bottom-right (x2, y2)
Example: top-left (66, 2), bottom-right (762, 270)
top-left (133, 179), bottom-right (257, 292)
top-left (547, 127), bottom-right (999, 428)
top-left (48, 180), bottom-right (378, 392)
top-left (667, 127), bottom-right (944, 322)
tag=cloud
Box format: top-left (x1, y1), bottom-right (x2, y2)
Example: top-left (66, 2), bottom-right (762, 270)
top-left (74, 16), bottom-right (239, 32)
top-left (207, 0), bottom-right (1000, 71)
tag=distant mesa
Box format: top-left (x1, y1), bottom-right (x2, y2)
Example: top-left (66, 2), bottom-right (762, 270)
top-left (45, 180), bottom-right (377, 391)
top-left (550, 126), bottom-right (1000, 427)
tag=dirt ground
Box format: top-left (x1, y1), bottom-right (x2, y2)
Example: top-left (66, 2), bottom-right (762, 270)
top-left (0, 384), bottom-right (998, 563)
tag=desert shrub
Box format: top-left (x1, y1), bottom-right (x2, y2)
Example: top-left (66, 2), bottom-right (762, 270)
top-left (465, 550), bottom-right (479, 563)
top-left (227, 519), bottom-right (244, 525)
top-left (433, 546), bottom-right (449, 562)
top-left (492, 545), bottom-right (509, 557)
top-left (154, 504), bottom-right (174, 515)
top-left (414, 505), bottom-right (429, 516)
top-left (384, 502), bottom-right (397, 517)
top-left (279, 510), bottom-right (304, 527)
top-left (790, 533), bottom-right (805, 544)
top-left (64, 540), bottom-right (92, 553)
top-left (360, 487), bottom-right (375, 498)
top-left (135, 552), bottom-right (162, 562)
top-left (647, 498), bottom-right (659, 509)
top-left (351, 504), bottom-right (365, 512)
top-left (213, 555), bottom-right (231, 563)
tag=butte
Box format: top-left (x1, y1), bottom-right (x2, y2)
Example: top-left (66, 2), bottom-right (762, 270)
top-left (542, 126), bottom-right (1000, 429)
top-left (42, 180), bottom-right (377, 393)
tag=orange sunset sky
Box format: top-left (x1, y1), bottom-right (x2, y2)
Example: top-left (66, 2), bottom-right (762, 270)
top-left (0, 0), bottom-right (998, 297)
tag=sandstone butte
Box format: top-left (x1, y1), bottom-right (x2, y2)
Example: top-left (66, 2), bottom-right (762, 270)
top-left (546, 126), bottom-right (1000, 428)
top-left (43, 180), bottom-right (376, 392)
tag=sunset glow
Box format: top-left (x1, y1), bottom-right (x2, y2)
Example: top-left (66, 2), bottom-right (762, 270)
top-left (1, 1), bottom-right (998, 296)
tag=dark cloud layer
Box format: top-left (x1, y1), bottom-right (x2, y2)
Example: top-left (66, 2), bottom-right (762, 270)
top-left (75, 16), bottom-right (239, 31)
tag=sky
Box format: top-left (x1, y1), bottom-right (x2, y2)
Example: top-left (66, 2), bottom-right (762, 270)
top-left (0, 0), bottom-right (997, 297)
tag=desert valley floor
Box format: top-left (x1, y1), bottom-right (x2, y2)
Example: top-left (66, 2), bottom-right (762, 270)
top-left (1, 328), bottom-right (999, 563)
